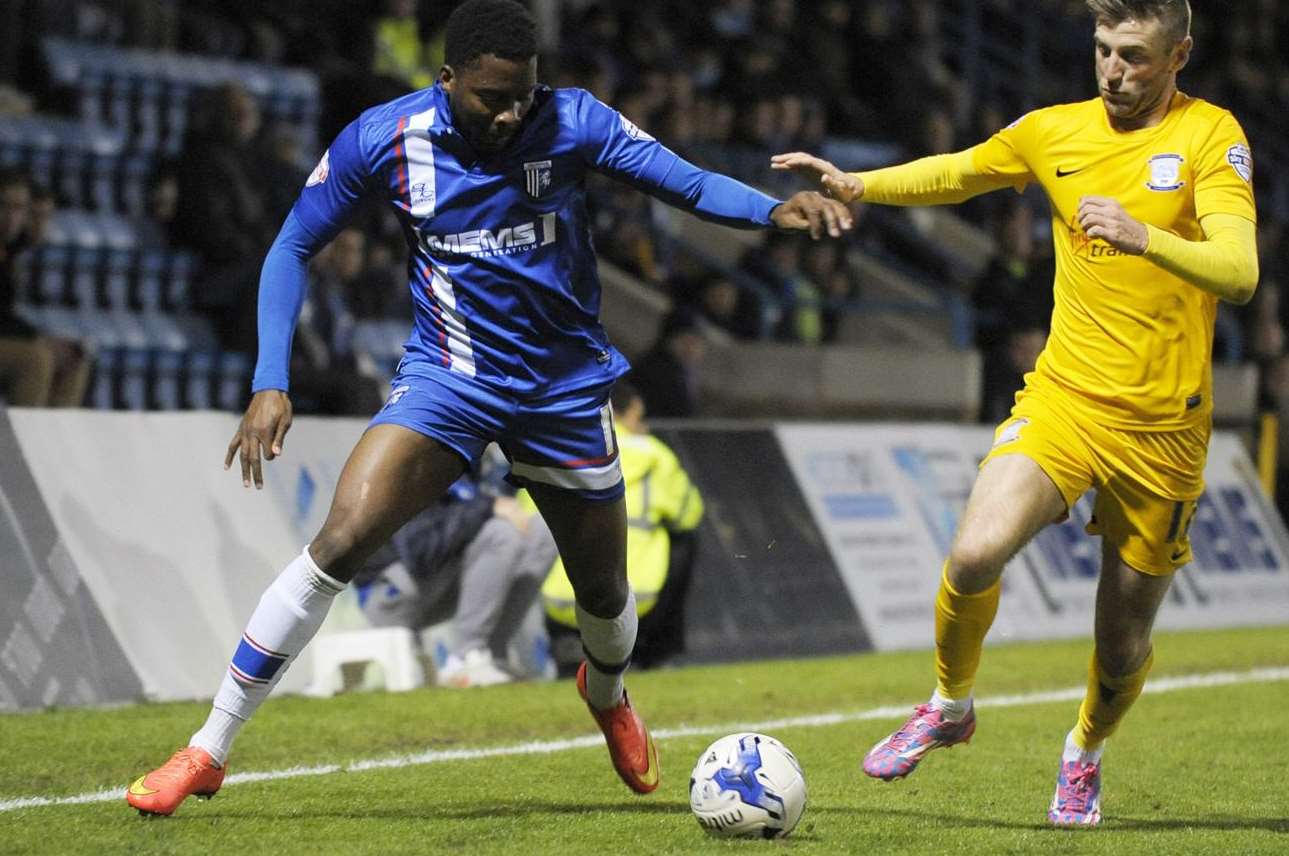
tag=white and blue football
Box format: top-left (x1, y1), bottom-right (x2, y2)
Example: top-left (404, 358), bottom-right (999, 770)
top-left (689, 732), bottom-right (807, 838)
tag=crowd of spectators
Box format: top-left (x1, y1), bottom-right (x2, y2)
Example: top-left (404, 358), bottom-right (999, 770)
top-left (1, 0), bottom-right (1288, 426)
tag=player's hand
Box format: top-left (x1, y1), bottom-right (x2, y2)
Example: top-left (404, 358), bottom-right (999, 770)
top-left (771, 191), bottom-right (854, 239)
top-left (224, 389), bottom-right (293, 489)
top-left (770, 152), bottom-right (865, 203)
top-left (1078, 196), bottom-right (1149, 255)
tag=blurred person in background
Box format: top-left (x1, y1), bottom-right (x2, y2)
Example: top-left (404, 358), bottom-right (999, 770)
top-left (542, 382), bottom-right (703, 675)
top-left (629, 308), bottom-right (711, 419)
top-left (775, 0), bottom-right (1258, 826)
top-left (371, 0), bottom-right (437, 91)
top-left (972, 198), bottom-right (1056, 424)
top-left (0, 168), bottom-right (90, 407)
top-left (289, 228), bottom-right (387, 416)
top-left (174, 81), bottom-right (277, 354)
top-left (354, 465), bottom-right (556, 688)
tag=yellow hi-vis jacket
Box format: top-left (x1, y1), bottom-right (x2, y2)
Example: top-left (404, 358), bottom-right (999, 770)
top-left (541, 427), bottom-right (703, 627)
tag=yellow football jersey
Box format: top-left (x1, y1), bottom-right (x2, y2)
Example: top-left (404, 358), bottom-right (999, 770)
top-left (969, 92), bottom-right (1256, 430)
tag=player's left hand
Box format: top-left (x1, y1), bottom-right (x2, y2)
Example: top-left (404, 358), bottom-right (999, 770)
top-left (771, 191), bottom-right (854, 239)
top-left (1078, 196), bottom-right (1149, 255)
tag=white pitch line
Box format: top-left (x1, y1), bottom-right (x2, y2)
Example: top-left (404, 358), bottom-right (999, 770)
top-left (3, 665), bottom-right (1286, 813)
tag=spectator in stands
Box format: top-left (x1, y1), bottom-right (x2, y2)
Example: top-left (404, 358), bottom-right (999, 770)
top-left (585, 176), bottom-right (662, 285)
top-left (290, 228), bottom-right (387, 416)
top-left (629, 307), bottom-right (710, 419)
top-left (971, 198), bottom-right (1055, 424)
top-left (134, 165), bottom-right (180, 250)
top-left (741, 230), bottom-right (811, 339)
top-left (693, 276), bottom-right (760, 341)
top-left (354, 468), bottom-right (558, 688)
top-left (0, 169), bottom-right (90, 407)
top-left (371, 0), bottom-right (436, 91)
top-left (801, 238), bottom-right (857, 344)
top-left (542, 382), bottom-right (703, 675)
top-left (174, 81), bottom-right (277, 353)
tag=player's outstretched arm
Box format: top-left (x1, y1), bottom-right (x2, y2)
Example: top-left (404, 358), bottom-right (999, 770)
top-left (770, 152), bottom-right (865, 203)
top-left (770, 191), bottom-right (854, 239)
top-left (224, 389), bottom-right (293, 489)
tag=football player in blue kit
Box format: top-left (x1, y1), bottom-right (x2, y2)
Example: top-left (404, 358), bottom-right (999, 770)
top-left (126, 0), bottom-right (851, 815)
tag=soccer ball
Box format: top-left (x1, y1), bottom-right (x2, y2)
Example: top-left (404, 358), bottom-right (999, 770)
top-left (689, 732), bottom-right (807, 838)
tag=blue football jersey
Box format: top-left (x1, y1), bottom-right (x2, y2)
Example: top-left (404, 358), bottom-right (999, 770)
top-left (252, 83), bottom-right (780, 396)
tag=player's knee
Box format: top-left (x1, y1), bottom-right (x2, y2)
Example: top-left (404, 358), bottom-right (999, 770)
top-left (946, 538), bottom-right (1006, 591)
top-left (307, 527), bottom-right (368, 582)
top-left (569, 571), bottom-right (629, 619)
top-left (1095, 639), bottom-right (1151, 678)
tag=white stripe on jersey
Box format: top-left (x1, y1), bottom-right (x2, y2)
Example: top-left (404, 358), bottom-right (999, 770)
top-left (599, 403), bottom-right (615, 455)
top-left (405, 107), bottom-right (437, 218)
top-left (428, 265), bottom-right (477, 377)
top-left (510, 458), bottom-right (623, 492)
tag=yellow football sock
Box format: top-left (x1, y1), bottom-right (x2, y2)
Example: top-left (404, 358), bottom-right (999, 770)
top-left (934, 563), bottom-right (1001, 700)
top-left (1073, 648), bottom-right (1154, 751)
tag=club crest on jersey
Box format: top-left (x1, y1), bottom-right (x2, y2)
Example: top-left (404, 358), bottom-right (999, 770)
top-left (1145, 153), bottom-right (1185, 192)
top-left (524, 160), bottom-right (552, 198)
top-left (306, 150), bottom-right (330, 187)
top-left (1227, 143), bottom-right (1253, 183)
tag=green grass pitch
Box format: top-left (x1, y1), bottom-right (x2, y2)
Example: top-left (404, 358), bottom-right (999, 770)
top-left (1, 626), bottom-right (1286, 854)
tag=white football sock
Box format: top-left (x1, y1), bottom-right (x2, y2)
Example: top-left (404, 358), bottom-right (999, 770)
top-left (930, 688), bottom-right (973, 721)
top-left (575, 589), bottom-right (637, 710)
top-left (190, 548), bottom-right (345, 764)
top-left (1062, 728), bottom-right (1105, 765)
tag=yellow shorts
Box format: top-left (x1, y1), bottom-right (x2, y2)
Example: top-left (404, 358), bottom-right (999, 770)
top-left (981, 385), bottom-right (1210, 575)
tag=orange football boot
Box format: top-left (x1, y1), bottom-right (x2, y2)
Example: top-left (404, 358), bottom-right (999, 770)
top-left (576, 661), bottom-right (659, 794)
top-left (126, 747), bottom-right (226, 816)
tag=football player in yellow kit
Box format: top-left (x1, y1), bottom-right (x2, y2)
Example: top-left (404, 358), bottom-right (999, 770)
top-left (774, 0), bottom-right (1257, 827)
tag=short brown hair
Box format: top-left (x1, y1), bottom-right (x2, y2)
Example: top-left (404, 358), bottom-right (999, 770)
top-left (1086, 0), bottom-right (1191, 46)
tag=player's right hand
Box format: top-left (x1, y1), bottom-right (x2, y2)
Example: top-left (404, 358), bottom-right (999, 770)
top-left (224, 389), bottom-right (293, 489)
top-left (770, 152), bottom-right (865, 204)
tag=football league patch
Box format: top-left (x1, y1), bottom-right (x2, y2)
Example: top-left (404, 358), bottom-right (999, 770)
top-left (306, 149), bottom-right (330, 187)
top-left (1227, 143), bottom-right (1253, 183)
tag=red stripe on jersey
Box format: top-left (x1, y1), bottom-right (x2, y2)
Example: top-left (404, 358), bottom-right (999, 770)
top-left (393, 116), bottom-right (409, 206)
top-left (420, 264), bottom-right (452, 367)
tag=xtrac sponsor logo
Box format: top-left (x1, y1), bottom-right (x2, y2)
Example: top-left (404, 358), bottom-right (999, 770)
top-left (1067, 214), bottom-right (1124, 260)
top-left (420, 212), bottom-right (557, 257)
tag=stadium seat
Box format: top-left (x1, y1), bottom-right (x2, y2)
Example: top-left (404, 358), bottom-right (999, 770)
top-left (305, 626), bottom-right (426, 696)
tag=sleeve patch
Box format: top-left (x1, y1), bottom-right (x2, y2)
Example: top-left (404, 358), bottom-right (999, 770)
top-left (1226, 143), bottom-right (1253, 183)
top-left (306, 149), bottom-right (330, 187)
top-left (619, 114), bottom-right (654, 142)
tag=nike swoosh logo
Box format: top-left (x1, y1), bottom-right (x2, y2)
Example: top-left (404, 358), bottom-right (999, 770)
top-left (897, 739), bottom-right (942, 760)
top-left (1056, 166), bottom-right (1086, 178)
top-left (128, 776), bottom-right (158, 796)
top-left (638, 737), bottom-right (660, 788)
top-left (1171, 549), bottom-right (1186, 561)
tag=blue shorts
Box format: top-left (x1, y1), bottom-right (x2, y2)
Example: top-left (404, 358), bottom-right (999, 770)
top-left (368, 364), bottom-right (624, 501)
